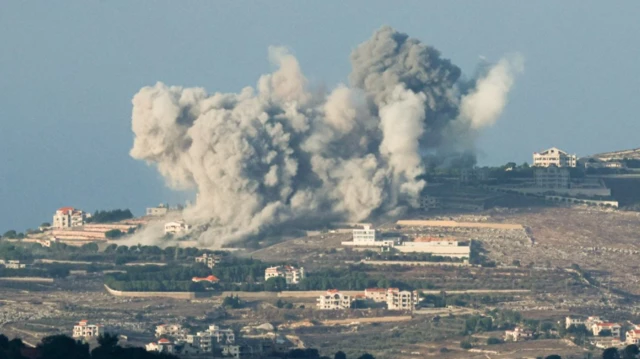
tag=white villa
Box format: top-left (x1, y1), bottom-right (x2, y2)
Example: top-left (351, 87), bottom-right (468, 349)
top-left (264, 265), bottom-right (305, 284)
top-left (533, 147), bottom-right (577, 168)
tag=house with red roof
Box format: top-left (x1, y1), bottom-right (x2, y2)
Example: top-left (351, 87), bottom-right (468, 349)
top-left (72, 320), bottom-right (102, 339)
top-left (591, 322), bottom-right (621, 337)
top-left (146, 338), bottom-right (175, 354)
top-left (192, 275), bottom-right (220, 283)
top-left (626, 329), bottom-right (640, 345)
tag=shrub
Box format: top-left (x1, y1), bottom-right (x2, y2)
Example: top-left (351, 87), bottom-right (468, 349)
top-left (460, 341), bottom-right (473, 349)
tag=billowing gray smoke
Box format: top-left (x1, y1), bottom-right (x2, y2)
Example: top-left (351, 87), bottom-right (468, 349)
top-left (130, 26), bottom-right (523, 247)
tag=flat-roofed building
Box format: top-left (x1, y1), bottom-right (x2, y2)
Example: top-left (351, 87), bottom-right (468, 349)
top-left (317, 290), bottom-right (352, 310)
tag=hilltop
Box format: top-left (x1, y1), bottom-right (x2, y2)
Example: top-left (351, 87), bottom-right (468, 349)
top-left (589, 147), bottom-right (640, 161)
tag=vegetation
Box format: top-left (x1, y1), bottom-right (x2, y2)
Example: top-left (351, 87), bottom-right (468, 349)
top-left (87, 209), bottom-right (134, 223)
top-left (104, 229), bottom-right (124, 239)
top-left (486, 337), bottom-right (503, 345)
top-left (222, 295), bottom-right (243, 309)
top-left (297, 265), bottom-right (431, 291)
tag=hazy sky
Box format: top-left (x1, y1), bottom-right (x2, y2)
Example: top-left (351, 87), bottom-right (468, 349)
top-left (1, 1), bottom-right (639, 232)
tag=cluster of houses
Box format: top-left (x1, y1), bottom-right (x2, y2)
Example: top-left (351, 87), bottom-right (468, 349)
top-left (504, 316), bottom-right (640, 348)
top-left (317, 288), bottom-right (419, 311)
top-left (72, 320), bottom-right (290, 359)
top-left (0, 259), bottom-right (27, 269)
top-left (502, 315), bottom-right (632, 346)
top-left (146, 323), bottom-right (290, 358)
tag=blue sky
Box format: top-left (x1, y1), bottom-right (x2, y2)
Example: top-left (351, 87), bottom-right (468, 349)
top-left (1, 1), bottom-right (639, 232)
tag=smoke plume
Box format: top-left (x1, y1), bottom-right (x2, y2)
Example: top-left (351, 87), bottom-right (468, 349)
top-left (129, 26), bottom-right (523, 247)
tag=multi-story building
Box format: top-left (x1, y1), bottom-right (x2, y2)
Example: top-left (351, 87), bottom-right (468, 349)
top-left (146, 204), bottom-right (169, 217)
top-left (53, 207), bottom-right (87, 229)
top-left (264, 265), bottom-right (305, 285)
top-left (164, 221), bottom-right (192, 235)
top-left (533, 147), bottom-right (577, 168)
top-left (186, 325), bottom-right (235, 353)
top-left (195, 253), bottom-right (221, 269)
top-left (591, 322), bottom-right (621, 337)
top-left (386, 288), bottom-right (418, 311)
top-left (317, 290), bottom-right (352, 310)
top-left (534, 165), bottom-right (570, 189)
top-left (145, 339), bottom-right (175, 354)
top-left (155, 324), bottom-right (187, 338)
top-left (352, 225), bottom-right (377, 244)
top-left (364, 288), bottom-right (387, 303)
top-left (73, 320), bottom-right (102, 339)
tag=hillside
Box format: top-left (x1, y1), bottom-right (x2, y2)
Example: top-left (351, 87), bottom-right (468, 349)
top-left (590, 147), bottom-right (640, 161)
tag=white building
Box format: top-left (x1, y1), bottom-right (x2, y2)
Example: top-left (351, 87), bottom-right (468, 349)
top-left (53, 207), bottom-right (87, 229)
top-left (533, 147), bottom-right (577, 168)
top-left (353, 224), bottom-right (377, 244)
top-left (592, 322), bottom-right (621, 337)
top-left (364, 288), bottom-right (387, 303)
top-left (3, 260), bottom-right (26, 269)
top-left (394, 238), bottom-right (471, 258)
top-left (505, 327), bottom-right (534, 341)
top-left (164, 220), bottom-right (192, 235)
top-left (386, 288), bottom-right (418, 311)
top-left (186, 325), bottom-right (235, 353)
top-left (155, 324), bottom-right (187, 338)
top-left (264, 265), bottom-right (305, 284)
top-left (342, 225), bottom-right (395, 247)
top-left (195, 253), bottom-right (221, 269)
top-left (317, 290), bottom-right (352, 310)
top-left (146, 338), bottom-right (175, 354)
top-left (534, 165), bottom-right (570, 189)
top-left (146, 204), bottom-right (169, 217)
top-left (73, 320), bottom-right (102, 339)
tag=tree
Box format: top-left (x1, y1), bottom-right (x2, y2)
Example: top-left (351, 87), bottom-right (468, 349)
top-left (38, 334), bottom-right (90, 359)
top-left (334, 351), bottom-right (347, 359)
top-left (545, 356), bottom-right (562, 359)
top-left (460, 341), bottom-right (473, 349)
top-left (264, 276), bottom-right (287, 292)
top-left (487, 337), bottom-right (503, 345)
top-left (357, 354), bottom-right (375, 359)
top-left (600, 329), bottom-right (613, 337)
top-left (80, 242), bottom-right (99, 253)
top-left (621, 345), bottom-right (639, 359)
top-left (2, 230), bottom-right (17, 239)
top-left (97, 333), bottom-right (118, 349)
top-left (603, 347), bottom-right (621, 359)
top-left (105, 230), bottom-right (124, 239)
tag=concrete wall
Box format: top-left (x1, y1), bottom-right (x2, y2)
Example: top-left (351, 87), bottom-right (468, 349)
top-left (394, 244), bottom-right (470, 258)
top-left (104, 284), bottom-right (196, 299)
top-left (545, 196), bottom-right (619, 208)
top-left (397, 220), bottom-right (523, 230)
